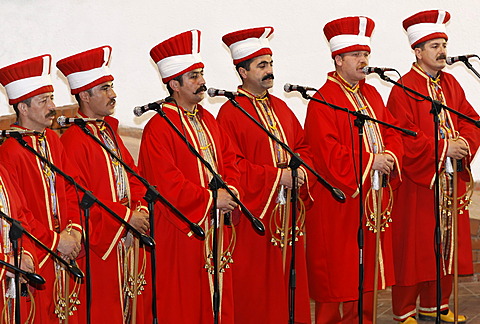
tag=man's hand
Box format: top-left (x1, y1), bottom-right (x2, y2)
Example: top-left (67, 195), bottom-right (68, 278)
top-left (129, 210), bottom-right (150, 234)
top-left (279, 168), bottom-right (305, 189)
top-left (447, 138), bottom-right (468, 160)
top-left (372, 153), bottom-right (395, 175)
top-left (217, 189), bottom-right (238, 212)
top-left (57, 229), bottom-right (82, 260)
top-left (20, 253), bottom-right (35, 273)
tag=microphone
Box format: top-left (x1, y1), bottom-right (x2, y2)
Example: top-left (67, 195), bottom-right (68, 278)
top-left (283, 83), bottom-right (317, 93)
top-left (446, 54), bottom-right (478, 65)
top-left (362, 67), bottom-right (397, 75)
top-left (0, 129), bottom-right (41, 137)
top-left (57, 116), bottom-right (102, 127)
top-left (133, 99), bottom-right (168, 117)
top-left (207, 88), bottom-right (240, 98)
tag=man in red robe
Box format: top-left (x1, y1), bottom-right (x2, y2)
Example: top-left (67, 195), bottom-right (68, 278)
top-left (217, 26), bottom-right (313, 324)
top-left (304, 16), bottom-right (404, 324)
top-left (138, 30), bottom-right (241, 323)
top-left (387, 10), bottom-right (480, 323)
top-left (0, 55), bottom-right (83, 323)
top-left (57, 46), bottom-right (150, 323)
top-left (0, 164), bottom-right (37, 323)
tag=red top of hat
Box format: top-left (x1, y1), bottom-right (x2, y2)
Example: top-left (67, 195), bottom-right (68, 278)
top-left (222, 27), bottom-right (274, 65)
top-left (150, 30), bottom-right (204, 83)
top-left (0, 55), bottom-right (54, 105)
top-left (57, 46), bottom-right (114, 95)
top-left (324, 16), bottom-right (375, 58)
top-left (403, 10), bottom-right (450, 48)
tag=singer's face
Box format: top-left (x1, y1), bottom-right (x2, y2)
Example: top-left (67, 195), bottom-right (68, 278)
top-left (176, 68), bottom-right (206, 110)
top-left (240, 55), bottom-right (274, 96)
top-left (415, 38), bottom-right (447, 76)
top-left (85, 81), bottom-right (117, 118)
top-left (335, 51), bottom-right (369, 85)
top-left (19, 92), bottom-right (56, 132)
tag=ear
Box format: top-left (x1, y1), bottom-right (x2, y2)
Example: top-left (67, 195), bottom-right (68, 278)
top-left (78, 91), bottom-right (90, 103)
top-left (168, 79), bottom-right (181, 93)
top-left (414, 47), bottom-right (423, 61)
top-left (334, 55), bottom-right (343, 67)
top-left (17, 102), bottom-right (29, 116)
top-left (238, 67), bottom-right (248, 80)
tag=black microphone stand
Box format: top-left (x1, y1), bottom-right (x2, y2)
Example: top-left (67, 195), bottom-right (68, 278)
top-left (11, 134), bottom-right (154, 324)
top-left (223, 94), bottom-right (346, 324)
top-left (72, 119), bottom-right (205, 324)
top-left (376, 71), bottom-right (480, 323)
top-left (457, 55), bottom-right (480, 79)
top-left (0, 210), bottom-right (81, 324)
top-left (298, 88), bottom-right (416, 323)
top-left (152, 104), bottom-right (265, 324)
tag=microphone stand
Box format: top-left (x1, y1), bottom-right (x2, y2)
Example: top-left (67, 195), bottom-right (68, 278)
top-left (458, 56), bottom-right (480, 80)
top-left (297, 89), bottom-right (416, 323)
top-left (376, 71), bottom-right (480, 323)
top-left (11, 134), bottom-right (154, 324)
top-left (0, 210), bottom-right (81, 324)
top-left (73, 119), bottom-right (205, 324)
top-left (223, 94), bottom-right (346, 324)
top-left (151, 104), bottom-right (265, 324)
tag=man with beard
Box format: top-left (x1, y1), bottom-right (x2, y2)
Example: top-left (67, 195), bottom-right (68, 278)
top-left (57, 46), bottom-right (150, 323)
top-left (0, 55), bottom-right (83, 323)
top-left (386, 10), bottom-right (480, 323)
top-left (217, 26), bottom-right (314, 324)
top-left (138, 30), bottom-right (241, 323)
top-left (304, 16), bottom-right (403, 323)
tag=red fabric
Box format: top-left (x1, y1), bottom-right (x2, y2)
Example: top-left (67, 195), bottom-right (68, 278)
top-left (324, 16), bottom-right (374, 57)
top-left (0, 55), bottom-right (53, 104)
top-left (391, 276), bottom-right (452, 320)
top-left (0, 164), bottom-right (37, 323)
top-left (60, 115), bottom-right (148, 322)
top-left (150, 30), bottom-right (204, 83)
top-left (314, 291), bottom-right (374, 324)
top-left (386, 66), bottom-right (480, 288)
top-left (403, 10), bottom-right (450, 48)
top-left (222, 27), bottom-right (274, 65)
top-left (304, 73), bottom-right (404, 303)
top-left (0, 128), bottom-right (84, 323)
top-left (217, 90), bottom-right (313, 323)
top-left (56, 46), bottom-right (114, 95)
top-left (138, 103), bottom-right (240, 323)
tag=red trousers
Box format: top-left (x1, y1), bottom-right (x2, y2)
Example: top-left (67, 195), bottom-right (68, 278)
top-left (391, 275), bottom-right (452, 321)
top-left (314, 292), bottom-right (374, 324)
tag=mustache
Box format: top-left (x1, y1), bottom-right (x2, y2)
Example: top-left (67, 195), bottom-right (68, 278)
top-left (262, 74), bottom-right (274, 81)
top-left (437, 54), bottom-right (447, 60)
top-left (194, 84), bottom-right (207, 94)
top-left (45, 110), bottom-right (56, 118)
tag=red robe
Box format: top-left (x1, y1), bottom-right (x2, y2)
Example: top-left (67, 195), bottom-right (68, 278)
top-left (61, 115), bottom-right (148, 323)
top-left (387, 64), bottom-right (480, 286)
top-left (0, 127), bottom-right (83, 323)
top-left (138, 103), bottom-right (241, 324)
top-left (0, 164), bottom-right (37, 323)
top-left (217, 88), bottom-right (313, 324)
top-left (304, 72), bottom-right (404, 302)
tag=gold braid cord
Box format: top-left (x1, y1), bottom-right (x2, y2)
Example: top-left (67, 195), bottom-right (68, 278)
top-left (365, 184), bottom-right (394, 233)
top-left (269, 193), bottom-right (306, 248)
top-left (54, 222), bottom-right (80, 321)
top-left (1, 279), bottom-right (36, 324)
top-left (204, 214), bottom-right (236, 274)
top-left (120, 236), bottom-right (147, 322)
top-left (53, 264), bottom-right (81, 321)
top-left (440, 166), bottom-right (473, 268)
